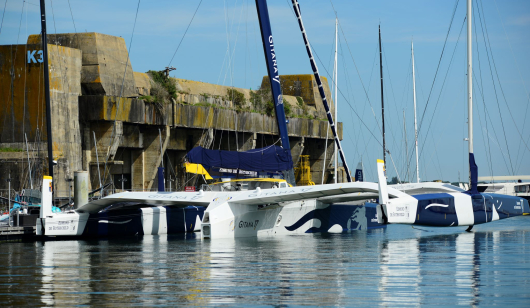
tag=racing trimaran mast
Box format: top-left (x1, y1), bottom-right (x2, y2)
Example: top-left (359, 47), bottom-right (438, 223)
top-left (290, 0), bottom-right (352, 182)
top-left (255, 0), bottom-right (296, 186)
top-left (467, 0), bottom-right (478, 193)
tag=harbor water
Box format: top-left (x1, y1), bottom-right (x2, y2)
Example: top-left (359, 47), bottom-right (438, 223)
top-left (1, 217), bottom-right (529, 307)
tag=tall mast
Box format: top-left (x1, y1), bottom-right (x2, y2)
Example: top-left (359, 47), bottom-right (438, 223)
top-left (467, 0), bottom-right (478, 193)
top-left (255, 0), bottom-right (295, 186)
top-left (290, 0), bottom-right (352, 182)
top-left (334, 18), bottom-right (338, 183)
top-left (411, 40), bottom-right (420, 183)
top-left (467, 0), bottom-right (473, 156)
top-left (40, 0), bottom-right (54, 180)
top-left (379, 25), bottom-right (386, 166)
top-left (403, 110), bottom-right (408, 182)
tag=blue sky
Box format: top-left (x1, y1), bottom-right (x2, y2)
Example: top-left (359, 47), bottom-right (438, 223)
top-left (1, 0), bottom-right (529, 183)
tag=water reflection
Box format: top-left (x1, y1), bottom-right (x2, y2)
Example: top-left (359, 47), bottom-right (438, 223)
top-left (379, 238), bottom-right (421, 306)
top-left (40, 240), bottom-right (91, 306)
top-left (0, 218), bottom-right (529, 306)
top-left (455, 232), bottom-right (480, 306)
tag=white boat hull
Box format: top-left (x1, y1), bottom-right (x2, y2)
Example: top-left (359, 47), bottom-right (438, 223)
top-left (201, 199), bottom-right (382, 239)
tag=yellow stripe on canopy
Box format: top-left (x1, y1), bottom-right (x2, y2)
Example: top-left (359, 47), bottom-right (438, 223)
top-left (185, 162), bottom-right (213, 180)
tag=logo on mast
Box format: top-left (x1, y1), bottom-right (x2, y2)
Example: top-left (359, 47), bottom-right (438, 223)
top-left (269, 35), bottom-right (280, 83)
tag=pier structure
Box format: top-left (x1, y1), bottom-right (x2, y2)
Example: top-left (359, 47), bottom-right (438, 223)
top-left (0, 32), bottom-right (346, 201)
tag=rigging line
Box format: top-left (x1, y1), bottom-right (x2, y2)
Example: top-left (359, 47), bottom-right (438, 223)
top-left (470, 71), bottom-right (509, 170)
top-left (351, 42), bottom-right (380, 169)
top-left (476, 0), bottom-right (515, 176)
top-left (9, 1), bottom-right (26, 142)
top-left (234, 2), bottom-right (246, 150)
top-left (218, 0), bottom-right (240, 151)
top-left (398, 57), bottom-right (413, 117)
top-left (493, 0), bottom-right (530, 170)
top-left (313, 46), bottom-right (383, 148)
top-left (228, 1), bottom-right (246, 151)
top-left (416, 0), bottom-right (461, 140)
top-left (203, 48), bottom-right (231, 148)
top-left (22, 3), bottom-right (27, 144)
top-left (479, 0), bottom-right (530, 172)
top-left (202, 2), bottom-right (243, 149)
top-left (416, 16), bottom-right (466, 169)
top-left (50, 0), bottom-right (74, 151)
top-left (353, 121), bottom-right (379, 180)
top-left (473, 74), bottom-right (494, 178)
top-left (245, 0), bottom-right (256, 90)
top-left (0, 0), bottom-right (7, 35)
top-left (337, 21), bottom-right (382, 135)
top-left (102, 0), bottom-right (141, 186)
top-left (66, 0), bottom-right (80, 49)
top-left (327, 26), bottom-right (337, 87)
top-left (290, 0), bottom-right (379, 168)
top-left (326, 1), bottom-right (382, 135)
top-left (472, 72), bottom-right (511, 174)
top-left (431, 129), bottom-right (444, 180)
top-left (66, 0), bottom-right (77, 32)
top-left (227, 0), bottom-right (245, 89)
top-left (339, 34), bottom-right (357, 114)
top-left (318, 39), bottom-right (383, 150)
top-left (290, 1), bottom-right (381, 179)
top-left (398, 62), bottom-right (412, 179)
top-left (346, 41), bottom-right (379, 166)
top-left (472, 4), bottom-right (494, 178)
top-left (321, 23), bottom-right (342, 184)
top-left (223, 0), bottom-right (232, 89)
top-left (339, 36), bottom-right (363, 165)
top-left (387, 151), bottom-right (401, 183)
top-left (381, 42), bottom-right (404, 169)
top-left (168, 0), bottom-right (203, 67)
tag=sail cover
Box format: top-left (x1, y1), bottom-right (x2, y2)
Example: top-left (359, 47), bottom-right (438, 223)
top-left (186, 146), bottom-right (293, 173)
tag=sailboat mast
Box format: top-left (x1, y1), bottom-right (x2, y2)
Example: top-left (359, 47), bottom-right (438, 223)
top-left (255, 0), bottom-right (295, 186)
top-left (334, 18), bottom-right (338, 183)
top-left (40, 0), bottom-right (54, 179)
top-left (290, 0), bottom-right (352, 182)
top-left (379, 25), bottom-right (386, 166)
top-left (403, 110), bottom-right (408, 182)
top-left (467, 0), bottom-right (478, 193)
top-left (411, 40), bottom-right (420, 183)
top-left (467, 0), bottom-right (473, 156)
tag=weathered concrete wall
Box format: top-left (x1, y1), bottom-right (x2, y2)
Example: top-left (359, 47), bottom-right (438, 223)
top-left (261, 74), bottom-right (335, 119)
top-left (174, 75), bottom-right (334, 121)
top-left (28, 33), bottom-right (136, 97)
top-left (0, 43), bottom-right (82, 196)
top-left (174, 78), bottom-right (252, 99)
top-left (78, 96), bottom-right (342, 139)
top-left (134, 72), bottom-right (150, 96)
top-left (79, 95), bottom-right (166, 125)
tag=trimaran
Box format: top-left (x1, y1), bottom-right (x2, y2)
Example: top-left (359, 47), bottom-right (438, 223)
top-left (36, 0), bottom-right (528, 239)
